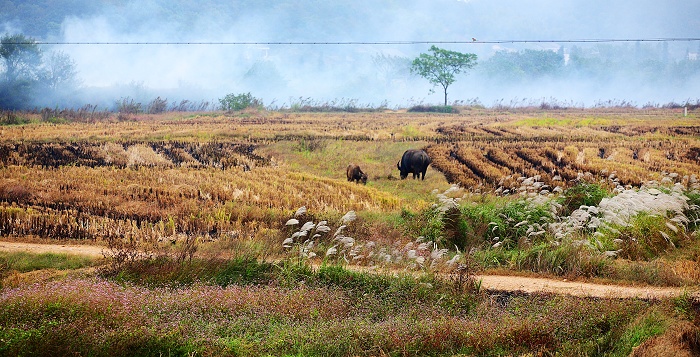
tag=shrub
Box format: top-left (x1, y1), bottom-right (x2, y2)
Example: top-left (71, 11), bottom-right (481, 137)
top-left (459, 199), bottom-right (554, 250)
top-left (115, 97), bottom-right (142, 114)
top-left (214, 257), bottom-right (273, 287)
top-left (146, 97), bottom-right (168, 114)
top-left (408, 105), bottom-right (458, 113)
top-left (0, 256), bottom-right (9, 284)
top-left (98, 251), bottom-right (275, 288)
top-left (609, 260), bottom-right (679, 286)
top-left (316, 264), bottom-right (391, 292)
top-left (413, 207), bottom-right (447, 245)
top-left (611, 213), bottom-right (688, 261)
top-left (273, 259), bottom-right (315, 287)
top-left (0, 183), bottom-right (32, 203)
top-left (559, 182), bottom-right (609, 215)
top-left (100, 234), bottom-right (154, 276)
top-left (284, 97), bottom-right (384, 112)
top-left (218, 92), bottom-right (262, 112)
top-left (0, 111), bottom-right (30, 125)
top-left (294, 138), bottom-right (326, 153)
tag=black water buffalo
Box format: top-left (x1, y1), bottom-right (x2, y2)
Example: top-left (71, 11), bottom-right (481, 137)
top-left (346, 164), bottom-right (368, 184)
top-left (397, 149), bottom-right (431, 180)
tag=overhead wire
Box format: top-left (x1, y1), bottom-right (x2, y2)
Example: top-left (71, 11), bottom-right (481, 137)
top-left (7, 38), bottom-right (700, 46)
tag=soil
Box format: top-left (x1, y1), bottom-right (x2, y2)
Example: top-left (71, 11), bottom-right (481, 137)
top-left (0, 241), bottom-right (106, 258)
top-left (2, 240), bottom-right (699, 300)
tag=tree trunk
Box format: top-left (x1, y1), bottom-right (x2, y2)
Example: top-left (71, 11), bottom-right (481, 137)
top-left (443, 86), bottom-right (448, 106)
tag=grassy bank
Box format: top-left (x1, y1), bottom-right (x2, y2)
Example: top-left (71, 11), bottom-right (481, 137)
top-left (2, 257), bottom-right (695, 356)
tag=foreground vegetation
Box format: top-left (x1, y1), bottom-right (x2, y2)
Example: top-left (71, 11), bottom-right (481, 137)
top-left (2, 259), bottom-right (697, 356)
top-left (1, 107), bottom-right (700, 355)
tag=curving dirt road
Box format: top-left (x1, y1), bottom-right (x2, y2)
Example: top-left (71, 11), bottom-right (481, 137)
top-left (1, 241), bottom-right (698, 299)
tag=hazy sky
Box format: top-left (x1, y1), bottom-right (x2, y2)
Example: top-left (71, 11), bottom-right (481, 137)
top-left (7, 0), bottom-right (700, 107)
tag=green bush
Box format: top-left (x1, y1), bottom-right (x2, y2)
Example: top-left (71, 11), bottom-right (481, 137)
top-left (558, 182), bottom-right (609, 215)
top-left (609, 213), bottom-right (687, 261)
top-left (398, 206), bottom-right (446, 246)
top-left (103, 255), bottom-right (276, 288)
top-left (0, 111), bottom-right (30, 125)
top-left (407, 105), bottom-right (458, 113)
top-left (459, 200), bottom-right (554, 250)
top-left (218, 92), bottom-right (262, 112)
top-left (316, 265), bottom-right (391, 295)
top-left (214, 257), bottom-right (273, 287)
top-left (609, 309), bottom-right (668, 356)
top-left (491, 242), bottom-right (611, 277)
top-left (146, 96), bottom-right (168, 114)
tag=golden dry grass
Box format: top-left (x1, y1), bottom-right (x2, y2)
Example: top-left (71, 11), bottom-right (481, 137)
top-left (0, 108), bottom-right (698, 252)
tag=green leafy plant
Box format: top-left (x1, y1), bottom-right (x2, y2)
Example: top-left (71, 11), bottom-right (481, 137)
top-left (218, 92), bottom-right (262, 112)
top-left (407, 105), bottom-right (458, 113)
top-left (460, 199), bottom-right (554, 250)
top-left (558, 182), bottom-right (609, 215)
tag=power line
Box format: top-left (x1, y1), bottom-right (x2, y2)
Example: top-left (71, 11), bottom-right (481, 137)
top-left (7, 38), bottom-right (700, 46)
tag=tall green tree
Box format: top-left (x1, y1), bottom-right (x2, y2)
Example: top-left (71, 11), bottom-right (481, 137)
top-left (411, 45), bottom-right (477, 106)
top-left (0, 33), bottom-right (42, 109)
top-left (1, 34), bottom-right (41, 82)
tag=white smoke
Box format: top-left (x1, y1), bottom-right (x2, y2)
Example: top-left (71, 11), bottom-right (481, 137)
top-left (5, 0), bottom-right (700, 108)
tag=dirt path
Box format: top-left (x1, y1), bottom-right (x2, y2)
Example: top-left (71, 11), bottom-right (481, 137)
top-left (1, 241), bottom-right (698, 299)
top-left (477, 275), bottom-right (697, 299)
top-left (0, 241), bottom-right (106, 258)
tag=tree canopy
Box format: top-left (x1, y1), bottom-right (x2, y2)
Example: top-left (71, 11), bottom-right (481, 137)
top-left (411, 45), bottom-right (477, 106)
top-left (0, 33), bottom-right (79, 110)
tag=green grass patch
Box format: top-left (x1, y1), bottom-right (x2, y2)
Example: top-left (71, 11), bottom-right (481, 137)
top-left (609, 309), bottom-right (669, 356)
top-left (105, 256), bottom-right (276, 288)
top-left (0, 251), bottom-right (97, 273)
top-left (257, 140), bottom-right (447, 208)
top-left (407, 105), bottom-right (458, 113)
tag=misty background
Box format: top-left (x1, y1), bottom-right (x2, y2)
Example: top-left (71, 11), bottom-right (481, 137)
top-left (1, 0), bottom-right (699, 110)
